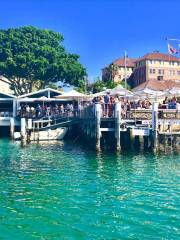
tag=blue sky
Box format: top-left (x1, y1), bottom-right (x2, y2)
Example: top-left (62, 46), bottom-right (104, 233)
top-left (0, 0), bottom-right (180, 82)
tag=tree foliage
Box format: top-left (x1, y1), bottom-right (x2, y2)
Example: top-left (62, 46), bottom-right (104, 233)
top-left (90, 77), bottom-right (131, 94)
top-left (92, 77), bottom-right (106, 93)
top-left (0, 26), bottom-right (86, 95)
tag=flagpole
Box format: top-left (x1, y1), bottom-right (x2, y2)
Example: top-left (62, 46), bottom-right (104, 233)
top-left (124, 50), bottom-right (127, 92)
top-left (124, 50), bottom-right (127, 116)
top-left (167, 37), bottom-right (171, 61)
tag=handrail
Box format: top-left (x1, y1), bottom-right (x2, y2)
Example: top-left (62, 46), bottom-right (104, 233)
top-left (0, 111), bottom-right (13, 117)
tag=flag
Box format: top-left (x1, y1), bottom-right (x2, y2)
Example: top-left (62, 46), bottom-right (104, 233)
top-left (168, 43), bottom-right (178, 54)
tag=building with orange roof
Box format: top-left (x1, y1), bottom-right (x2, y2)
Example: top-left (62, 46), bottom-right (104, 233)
top-left (102, 57), bottom-right (136, 83)
top-left (102, 51), bottom-right (180, 88)
top-left (133, 79), bottom-right (180, 91)
top-left (131, 51), bottom-right (180, 87)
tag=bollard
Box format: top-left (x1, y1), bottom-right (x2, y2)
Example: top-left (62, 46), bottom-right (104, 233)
top-left (10, 117), bottom-right (15, 139)
top-left (95, 103), bottom-right (101, 151)
top-left (115, 102), bottom-right (121, 151)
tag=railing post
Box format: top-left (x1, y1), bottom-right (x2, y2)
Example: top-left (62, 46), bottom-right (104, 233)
top-left (27, 119), bottom-right (32, 130)
top-left (95, 103), bottom-right (101, 151)
top-left (13, 100), bottom-right (16, 117)
top-left (115, 102), bottom-right (121, 151)
top-left (152, 102), bottom-right (159, 150)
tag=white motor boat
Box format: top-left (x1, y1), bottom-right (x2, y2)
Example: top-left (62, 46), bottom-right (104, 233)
top-left (14, 127), bottom-right (68, 141)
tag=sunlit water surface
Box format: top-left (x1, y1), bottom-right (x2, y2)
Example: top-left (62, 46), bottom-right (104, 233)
top-left (0, 139), bottom-right (179, 239)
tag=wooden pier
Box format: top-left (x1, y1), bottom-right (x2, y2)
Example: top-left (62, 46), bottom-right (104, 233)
top-left (78, 103), bottom-right (180, 151)
top-left (1, 102), bottom-right (180, 152)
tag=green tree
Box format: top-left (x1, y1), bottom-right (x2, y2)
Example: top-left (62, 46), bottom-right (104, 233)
top-left (0, 26), bottom-right (86, 95)
top-left (74, 78), bottom-right (86, 93)
top-left (106, 80), bottom-right (119, 89)
top-left (91, 77), bottom-right (105, 93)
top-left (90, 77), bottom-right (132, 94)
top-left (120, 80), bottom-right (131, 90)
top-left (109, 63), bottom-right (118, 81)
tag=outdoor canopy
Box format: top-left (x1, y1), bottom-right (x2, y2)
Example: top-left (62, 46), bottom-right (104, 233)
top-left (109, 85), bottom-right (133, 96)
top-left (55, 90), bottom-right (86, 99)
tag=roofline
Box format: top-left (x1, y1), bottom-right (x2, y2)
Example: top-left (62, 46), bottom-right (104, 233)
top-left (136, 53), bottom-right (180, 62)
top-left (18, 88), bottom-right (63, 98)
top-left (102, 57), bottom-right (137, 69)
top-left (0, 91), bottom-right (16, 98)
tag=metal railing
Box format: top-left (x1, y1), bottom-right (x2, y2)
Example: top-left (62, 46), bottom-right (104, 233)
top-left (0, 110), bottom-right (13, 118)
top-left (19, 104), bottom-right (180, 123)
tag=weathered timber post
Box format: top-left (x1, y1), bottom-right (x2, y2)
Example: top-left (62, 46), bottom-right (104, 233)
top-left (27, 119), bottom-right (32, 142)
top-left (10, 117), bottom-right (15, 139)
top-left (95, 103), bottom-right (101, 151)
top-left (115, 102), bottom-right (121, 151)
top-left (152, 102), bottom-right (159, 151)
top-left (21, 118), bottom-right (26, 141)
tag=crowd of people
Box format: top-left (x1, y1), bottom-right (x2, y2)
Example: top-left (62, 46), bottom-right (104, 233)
top-left (18, 102), bottom-right (81, 118)
top-left (92, 93), bottom-right (180, 117)
top-left (18, 94), bottom-right (180, 119)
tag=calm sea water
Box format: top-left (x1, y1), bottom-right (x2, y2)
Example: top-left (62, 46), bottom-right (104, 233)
top-left (0, 139), bottom-right (179, 240)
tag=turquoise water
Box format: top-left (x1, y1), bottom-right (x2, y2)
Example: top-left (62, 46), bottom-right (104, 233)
top-left (0, 139), bottom-right (180, 240)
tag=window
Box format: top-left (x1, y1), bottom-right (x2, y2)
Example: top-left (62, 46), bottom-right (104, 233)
top-left (158, 69), bottom-right (164, 75)
top-left (177, 71), bottom-right (180, 75)
top-left (149, 69), bottom-right (153, 74)
top-left (170, 61), bottom-right (175, 66)
top-left (153, 69), bottom-right (156, 74)
top-left (157, 76), bottom-right (163, 81)
top-left (149, 60), bottom-right (153, 64)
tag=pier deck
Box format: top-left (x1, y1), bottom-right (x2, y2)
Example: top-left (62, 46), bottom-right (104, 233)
top-left (2, 102), bottom-right (179, 151)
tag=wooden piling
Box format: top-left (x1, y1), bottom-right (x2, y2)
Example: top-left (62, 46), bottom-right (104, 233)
top-left (95, 103), bottom-right (101, 151)
top-left (115, 102), bottom-right (121, 151)
top-left (152, 102), bottom-right (159, 151)
top-left (27, 119), bottom-right (32, 142)
top-left (21, 118), bottom-right (26, 141)
top-left (10, 117), bottom-right (15, 139)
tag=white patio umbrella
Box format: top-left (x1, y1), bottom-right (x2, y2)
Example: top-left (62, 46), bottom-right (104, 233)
top-left (110, 85), bottom-right (133, 96)
top-left (56, 90), bottom-right (86, 99)
top-left (167, 87), bottom-right (180, 96)
top-left (133, 88), bottom-right (165, 100)
top-left (91, 89), bottom-right (111, 97)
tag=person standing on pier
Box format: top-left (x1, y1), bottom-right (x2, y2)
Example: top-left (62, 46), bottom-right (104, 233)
top-left (104, 92), bottom-right (110, 117)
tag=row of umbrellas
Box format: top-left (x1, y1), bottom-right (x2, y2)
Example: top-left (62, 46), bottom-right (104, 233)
top-left (18, 86), bottom-right (179, 102)
top-left (56, 86), bottom-right (180, 101)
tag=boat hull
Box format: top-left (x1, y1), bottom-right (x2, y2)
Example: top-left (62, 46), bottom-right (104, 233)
top-left (31, 128), bottom-right (68, 141)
